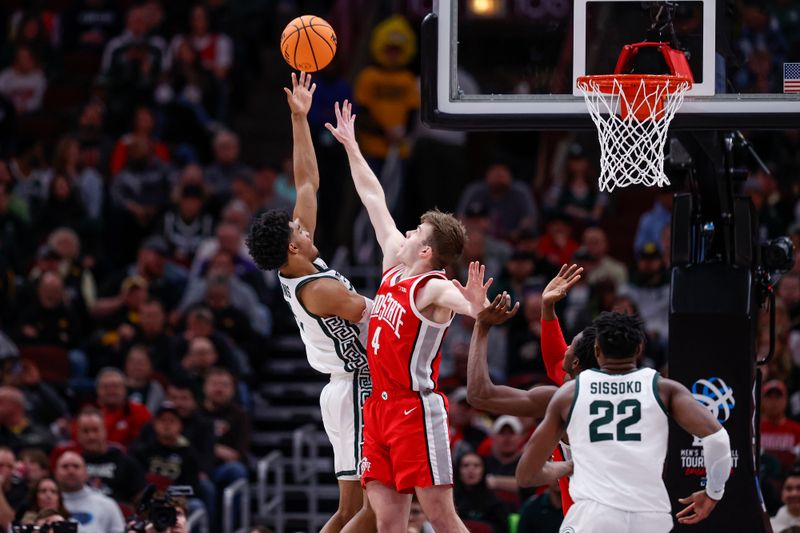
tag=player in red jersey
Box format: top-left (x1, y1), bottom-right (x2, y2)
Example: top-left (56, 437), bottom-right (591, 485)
top-left (327, 101), bottom-right (490, 533)
top-left (467, 264), bottom-right (595, 513)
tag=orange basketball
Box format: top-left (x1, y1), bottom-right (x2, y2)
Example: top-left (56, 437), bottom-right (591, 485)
top-left (280, 15), bottom-right (337, 72)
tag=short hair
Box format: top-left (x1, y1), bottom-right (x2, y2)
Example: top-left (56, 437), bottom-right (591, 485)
top-left (19, 448), bottom-right (49, 471)
top-left (593, 312), bottom-right (645, 359)
top-left (96, 367), bottom-right (125, 384)
top-left (420, 209), bottom-right (466, 269)
top-left (573, 325), bottom-right (599, 370)
top-left (245, 209), bottom-right (292, 271)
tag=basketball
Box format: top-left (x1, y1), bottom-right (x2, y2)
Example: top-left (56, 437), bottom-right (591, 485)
top-left (280, 15), bottom-right (337, 72)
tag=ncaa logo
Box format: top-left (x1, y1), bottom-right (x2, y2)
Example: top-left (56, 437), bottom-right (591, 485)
top-left (691, 377), bottom-right (735, 424)
top-left (359, 457), bottom-right (371, 476)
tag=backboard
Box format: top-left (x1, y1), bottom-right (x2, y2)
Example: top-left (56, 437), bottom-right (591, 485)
top-left (421, 0), bottom-right (800, 130)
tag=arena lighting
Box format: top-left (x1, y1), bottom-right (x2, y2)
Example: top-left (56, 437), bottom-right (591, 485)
top-left (466, 0), bottom-right (506, 18)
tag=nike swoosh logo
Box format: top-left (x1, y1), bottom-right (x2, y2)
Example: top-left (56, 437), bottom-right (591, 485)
top-left (403, 407), bottom-right (417, 416)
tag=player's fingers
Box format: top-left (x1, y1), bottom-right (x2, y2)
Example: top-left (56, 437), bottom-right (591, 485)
top-left (557, 264), bottom-right (568, 277)
top-left (483, 277), bottom-right (493, 291)
top-left (283, 87), bottom-right (292, 97)
top-left (291, 72), bottom-right (297, 87)
top-left (490, 293), bottom-right (504, 307)
top-left (564, 264), bottom-right (577, 277)
top-left (333, 101), bottom-right (341, 121)
top-left (479, 264), bottom-right (486, 281)
top-left (508, 301), bottom-right (520, 317)
top-left (677, 496), bottom-right (691, 505)
top-left (351, 113), bottom-right (356, 123)
top-left (310, 82), bottom-right (317, 95)
top-left (565, 274), bottom-right (582, 289)
top-left (675, 503), bottom-right (694, 518)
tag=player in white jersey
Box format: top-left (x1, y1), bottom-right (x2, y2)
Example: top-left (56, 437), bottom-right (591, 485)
top-left (245, 72), bottom-right (375, 533)
top-left (517, 311), bottom-right (732, 532)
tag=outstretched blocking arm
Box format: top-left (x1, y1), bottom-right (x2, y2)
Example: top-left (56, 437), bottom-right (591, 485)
top-left (516, 383), bottom-right (573, 487)
top-left (661, 378), bottom-right (731, 525)
top-left (468, 293), bottom-right (556, 418)
top-left (415, 261), bottom-right (492, 319)
top-left (326, 100), bottom-right (404, 270)
top-left (540, 264), bottom-right (583, 384)
top-left (285, 72), bottom-right (320, 239)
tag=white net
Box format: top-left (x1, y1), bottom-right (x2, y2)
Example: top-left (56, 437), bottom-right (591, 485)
top-left (577, 75), bottom-right (691, 192)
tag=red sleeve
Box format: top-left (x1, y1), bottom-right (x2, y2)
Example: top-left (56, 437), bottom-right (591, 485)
top-left (542, 317), bottom-right (568, 385)
top-left (109, 140), bottom-right (126, 176)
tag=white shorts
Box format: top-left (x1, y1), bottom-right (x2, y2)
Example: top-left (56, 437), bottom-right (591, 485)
top-left (560, 500), bottom-right (673, 533)
top-left (320, 367), bottom-right (371, 481)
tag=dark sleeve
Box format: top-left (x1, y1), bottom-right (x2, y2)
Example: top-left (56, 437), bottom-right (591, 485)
top-left (225, 408), bottom-right (250, 460)
top-left (487, 497), bottom-right (510, 533)
top-left (196, 417), bottom-right (216, 475)
top-left (179, 448), bottom-right (200, 490)
top-left (119, 455), bottom-right (145, 501)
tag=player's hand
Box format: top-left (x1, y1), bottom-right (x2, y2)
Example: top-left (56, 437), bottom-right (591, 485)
top-left (476, 292), bottom-right (519, 328)
top-left (284, 71), bottom-right (316, 116)
top-left (542, 264), bottom-right (583, 307)
top-left (676, 490), bottom-right (718, 524)
top-left (453, 261), bottom-right (493, 317)
top-left (325, 100), bottom-right (357, 148)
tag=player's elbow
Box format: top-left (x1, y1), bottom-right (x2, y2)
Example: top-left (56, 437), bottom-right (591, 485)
top-left (466, 382), bottom-right (491, 410)
top-left (515, 464), bottom-right (535, 488)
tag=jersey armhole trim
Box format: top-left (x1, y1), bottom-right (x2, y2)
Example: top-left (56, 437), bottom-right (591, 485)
top-left (653, 372), bottom-right (669, 416)
top-left (409, 273), bottom-right (454, 328)
top-left (565, 378), bottom-right (580, 428)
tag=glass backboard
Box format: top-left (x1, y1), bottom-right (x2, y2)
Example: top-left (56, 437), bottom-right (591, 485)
top-left (421, 0), bottom-right (800, 129)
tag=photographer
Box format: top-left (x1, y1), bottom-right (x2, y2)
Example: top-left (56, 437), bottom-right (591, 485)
top-left (127, 493), bottom-right (187, 533)
top-left (13, 508), bottom-right (77, 532)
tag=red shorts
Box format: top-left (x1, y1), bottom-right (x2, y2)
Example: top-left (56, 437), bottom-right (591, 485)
top-left (360, 388), bottom-right (452, 493)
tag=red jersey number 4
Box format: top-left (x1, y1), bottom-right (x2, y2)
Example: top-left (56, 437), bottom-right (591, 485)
top-left (371, 326), bottom-right (382, 355)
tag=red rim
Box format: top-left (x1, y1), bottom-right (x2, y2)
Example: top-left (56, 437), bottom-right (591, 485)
top-left (576, 74), bottom-right (692, 94)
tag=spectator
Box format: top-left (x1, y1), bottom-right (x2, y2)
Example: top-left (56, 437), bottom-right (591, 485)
top-left (16, 272), bottom-right (82, 352)
top-left (109, 139), bottom-right (173, 258)
top-left (408, 496), bottom-right (435, 533)
top-left (8, 359), bottom-right (69, 429)
top-left (19, 449), bottom-right (50, 488)
top-left (772, 468), bottom-right (800, 532)
top-left (250, 165), bottom-right (294, 214)
top-left (17, 476), bottom-right (70, 525)
top-left (201, 368), bottom-right (249, 490)
top-left (179, 251), bottom-right (270, 337)
top-left (94, 236), bottom-right (187, 318)
top-left (535, 214), bottom-right (579, 270)
top-left (167, 4), bottom-right (233, 120)
top-left (0, 46), bottom-right (46, 115)
top-left (483, 416), bottom-right (529, 510)
top-left (516, 478), bottom-right (563, 533)
top-left (132, 402), bottom-right (200, 493)
top-left (553, 146), bottom-right (606, 226)
top-left (0, 12), bottom-right (60, 76)
top-left (94, 368), bottom-right (152, 448)
top-left (581, 226), bottom-right (627, 289)
top-left (176, 336), bottom-right (220, 397)
top-left (619, 242), bottom-right (670, 345)
top-left (74, 408), bottom-right (143, 505)
top-left (457, 202), bottom-right (512, 282)
top-left (453, 452), bottom-right (508, 532)
top-left (633, 191), bottom-right (673, 255)
top-left (124, 345), bottom-right (164, 414)
top-left (55, 451), bottom-right (126, 533)
top-left (8, 138), bottom-right (49, 220)
top-left (761, 379), bottom-right (800, 473)
top-left (50, 136), bottom-right (104, 223)
top-left (493, 251), bottom-right (547, 304)
top-left (448, 387), bottom-right (491, 457)
top-left (0, 386), bottom-right (55, 453)
top-left (89, 275), bottom-right (148, 369)
top-left (204, 131), bottom-right (251, 206)
top-left (353, 15), bottom-right (420, 176)
top-left (35, 173), bottom-right (87, 242)
top-left (109, 106), bottom-right (171, 177)
top-left (507, 291), bottom-right (547, 382)
top-left (160, 183), bottom-right (214, 267)
top-left (0, 181), bottom-right (30, 275)
top-left (46, 227), bottom-right (98, 311)
top-left (73, 101), bottom-right (115, 173)
top-left (457, 162), bottom-right (538, 242)
top-left (0, 447), bottom-right (27, 525)
top-left (126, 299), bottom-right (175, 376)
top-left (101, 5), bottom-right (167, 130)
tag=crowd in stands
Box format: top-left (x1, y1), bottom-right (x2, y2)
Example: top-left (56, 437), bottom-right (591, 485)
top-left (0, 0), bottom-right (799, 532)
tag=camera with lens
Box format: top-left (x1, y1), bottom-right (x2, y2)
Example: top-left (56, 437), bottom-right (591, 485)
top-left (128, 485), bottom-right (193, 533)
top-left (12, 523), bottom-right (78, 533)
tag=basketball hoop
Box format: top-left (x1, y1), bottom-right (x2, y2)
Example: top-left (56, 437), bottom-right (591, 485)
top-left (577, 74), bottom-right (692, 192)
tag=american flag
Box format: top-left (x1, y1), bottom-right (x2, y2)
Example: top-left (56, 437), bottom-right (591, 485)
top-left (785, 63), bottom-right (800, 93)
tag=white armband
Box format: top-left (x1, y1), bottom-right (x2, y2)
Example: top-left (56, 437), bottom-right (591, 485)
top-left (360, 297), bottom-right (374, 323)
top-left (701, 428), bottom-right (731, 501)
